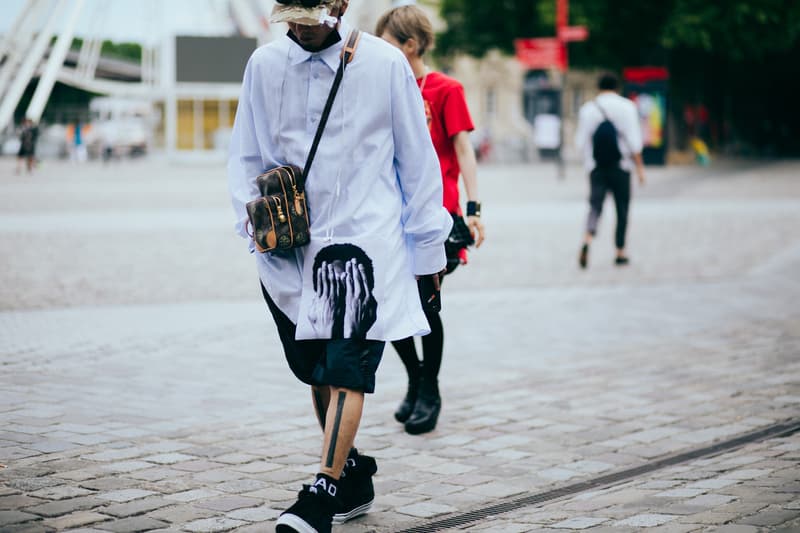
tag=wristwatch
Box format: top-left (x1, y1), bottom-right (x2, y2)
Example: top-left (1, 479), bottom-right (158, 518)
top-left (466, 201), bottom-right (481, 217)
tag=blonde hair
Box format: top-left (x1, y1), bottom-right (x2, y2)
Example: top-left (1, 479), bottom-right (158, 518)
top-left (375, 5), bottom-right (435, 56)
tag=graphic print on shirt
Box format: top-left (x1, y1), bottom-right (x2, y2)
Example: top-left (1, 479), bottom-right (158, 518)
top-left (297, 242), bottom-right (381, 340)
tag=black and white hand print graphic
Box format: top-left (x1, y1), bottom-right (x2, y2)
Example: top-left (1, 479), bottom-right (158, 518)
top-left (308, 244), bottom-right (378, 339)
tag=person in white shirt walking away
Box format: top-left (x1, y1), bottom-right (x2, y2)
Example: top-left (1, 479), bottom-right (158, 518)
top-left (574, 72), bottom-right (646, 268)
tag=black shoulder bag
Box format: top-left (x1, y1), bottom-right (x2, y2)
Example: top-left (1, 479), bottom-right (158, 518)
top-left (246, 29), bottom-right (362, 253)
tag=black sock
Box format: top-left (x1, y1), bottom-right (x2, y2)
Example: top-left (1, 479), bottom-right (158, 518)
top-left (313, 473), bottom-right (339, 498)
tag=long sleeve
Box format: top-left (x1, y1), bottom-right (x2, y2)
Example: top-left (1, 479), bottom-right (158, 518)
top-left (390, 60), bottom-right (453, 276)
top-left (227, 56), bottom-right (265, 252)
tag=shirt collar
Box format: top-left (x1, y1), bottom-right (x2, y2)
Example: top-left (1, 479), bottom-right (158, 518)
top-left (286, 20), bottom-right (350, 72)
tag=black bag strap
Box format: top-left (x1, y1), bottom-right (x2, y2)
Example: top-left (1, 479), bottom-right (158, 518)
top-left (301, 29), bottom-right (361, 187)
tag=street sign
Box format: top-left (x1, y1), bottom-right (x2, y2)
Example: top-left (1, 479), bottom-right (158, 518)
top-left (514, 38), bottom-right (566, 71)
top-left (558, 25), bottom-right (589, 42)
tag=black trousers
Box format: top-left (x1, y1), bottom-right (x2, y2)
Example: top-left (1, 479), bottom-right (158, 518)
top-left (586, 166), bottom-right (631, 249)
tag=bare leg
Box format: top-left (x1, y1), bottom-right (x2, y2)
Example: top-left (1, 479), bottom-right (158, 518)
top-left (319, 387), bottom-right (363, 478)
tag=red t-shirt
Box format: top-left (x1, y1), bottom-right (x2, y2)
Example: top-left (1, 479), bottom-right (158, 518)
top-left (417, 71), bottom-right (474, 214)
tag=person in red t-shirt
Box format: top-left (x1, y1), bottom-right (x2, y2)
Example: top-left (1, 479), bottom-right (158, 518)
top-left (377, 4), bottom-right (485, 435)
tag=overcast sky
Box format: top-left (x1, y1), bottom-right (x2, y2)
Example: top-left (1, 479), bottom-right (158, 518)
top-left (0, 0), bottom-right (240, 44)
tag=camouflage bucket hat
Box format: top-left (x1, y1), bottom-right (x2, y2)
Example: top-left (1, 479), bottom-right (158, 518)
top-left (271, 0), bottom-right (343, 26)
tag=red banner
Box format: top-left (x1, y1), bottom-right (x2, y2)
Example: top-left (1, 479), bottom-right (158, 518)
top-left (558, 25), bottom-right (588, 42)
top-left (514, 38), bottom-right (567, 71)
top-left (623, 66), bottom-right (669, 83)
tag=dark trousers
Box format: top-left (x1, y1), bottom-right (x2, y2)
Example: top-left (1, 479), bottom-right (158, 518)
top-left (586, 166), bottom-right (631, 249)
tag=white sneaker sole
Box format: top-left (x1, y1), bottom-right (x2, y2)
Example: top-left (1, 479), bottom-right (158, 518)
top-left (275, 513), bottom-right (318, 533)
top-left (332, 499), bottom-right (373, 525)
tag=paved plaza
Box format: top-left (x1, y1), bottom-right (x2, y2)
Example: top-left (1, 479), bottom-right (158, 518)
top-left (0, 156), bottom-right (799, 532)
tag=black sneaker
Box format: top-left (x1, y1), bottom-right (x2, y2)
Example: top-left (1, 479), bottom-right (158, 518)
top-left (579, 243), bottom-right (589, 269)
top-left (333, 449), bottom-right (377, 524)
top-left (276, 483), bottom-right (338, 533)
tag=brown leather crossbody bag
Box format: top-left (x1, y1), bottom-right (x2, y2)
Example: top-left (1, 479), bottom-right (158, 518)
top-left (246, 29), bottom-right (361, 253)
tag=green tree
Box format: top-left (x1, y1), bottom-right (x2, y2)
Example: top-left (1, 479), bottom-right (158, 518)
top-left (662, 0), bottom-right (800, 61)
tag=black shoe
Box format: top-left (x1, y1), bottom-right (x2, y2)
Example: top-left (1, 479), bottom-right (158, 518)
top-left (333, 449), bottom-right (377, 524)
top-left (579, 243), bottom-right (589, 269)
top-left (276, 483), bottom-right (338, 533)
top-left (394, 377), bottom-right (419, 423)
top-left (615, 256), bottom-right (629, 266)
top-left (404, 379), bottom-right (441, 435)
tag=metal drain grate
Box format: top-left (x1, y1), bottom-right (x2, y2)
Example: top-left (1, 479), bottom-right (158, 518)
top-left (395, 418), bottom-right (800, 533)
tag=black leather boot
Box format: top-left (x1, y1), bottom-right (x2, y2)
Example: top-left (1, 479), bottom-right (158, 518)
top-left (394, 375), bottom-right (420, 423)
top-left (404, 377), bottom-right (441, 435)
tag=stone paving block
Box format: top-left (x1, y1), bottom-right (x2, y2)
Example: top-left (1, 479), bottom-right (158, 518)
top-left (147, 504), bottom-right (217, 524)
top-left (0, 447), bottom-right (42, 461)
top-left (215, 479), bottom-right (269, 494)
top-left (719, 468), bottom-right (772, 480)
top-left (0, 522), bottom-right (56, 533)
top-left (737, 509), bottom-right (800, 527)
top-left (96, 516), bottom-right (168, 532)
top-left (463, 481), bottom-right (528, 499)
top-left (685, 477), bottom-right (739, 490)
top-left (615, 513), bottom-right (678, 527)
top-left (99, 461), bottom-right (152, 473)
top-left (96, 489), bottom-right (157, 503)
top-left (193, 496), bottom-right (262, 512)
top-left (78, 478), bottom-right (140, 492)
top-left (0, 494), bottom-right (46, 510)
top-left (101, 497), bottom-right (172, 518)
top-left (182, 517), bottom-right (246, 532)
top-left (42, 511), bottom-right (110, 530)
top-left (550, 516), bottom-right (608, 529)
top-left (0, 510), bottom-right (40, 526)
top-left (125, 467), bottom-right (179, 482)
top-left (191, 470), bottom-right (242, 484)
top-left (142, 453), bottom-right (195, 465)
top-left (227, 461), bottom-right (282, 474)
top-left (656, 488), bottom-right (706, 498)
top-left (82, 449), bottom-right (144, 462)
top-left (395, 501), bottom-right (458, 518)
top-left (538, 468), bottom-right (580, 482)
top-left (24, 441), bottom-right (80, 454)
top-left (30, 485), bottom-right (95, 501)
top-left (171, 460), bottom-right (226, 473)
top-left (53, 468), bottom-right (105, 482)
top-left (226, 505), bottom-right (280, 522)
top-left (211, 454), bottom-right (261, 465)
top-left (5, 477), bottom-right (62, 492)
top-left (25, 496), bottom-right (104, 518)
top-left (164, 489), bottom-right (223, 503)
top-left (713, 526), bottom-right (760, 533)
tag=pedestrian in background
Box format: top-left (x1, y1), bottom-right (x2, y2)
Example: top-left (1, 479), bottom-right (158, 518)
top-left (15, 118), bottom-right (38, 175)
top-left (574, 72), bottom-right (646, 268)
top-left (228, 0), bottom-right (452, 531)
top-left (377, 4), bottom-right (485, 435)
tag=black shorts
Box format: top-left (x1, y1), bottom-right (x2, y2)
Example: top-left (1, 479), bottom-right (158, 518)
top-left (261, 283), bottom-right (385, 393)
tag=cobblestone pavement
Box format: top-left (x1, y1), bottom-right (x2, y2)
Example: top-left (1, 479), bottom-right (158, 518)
top-left (0, 156), bottom-right (798, 532)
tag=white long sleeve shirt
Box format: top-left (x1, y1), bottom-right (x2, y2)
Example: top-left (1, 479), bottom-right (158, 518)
top-left (227, 23), bottom-right (452, 340)
top-left (574, 91), bottom-right (644, 173)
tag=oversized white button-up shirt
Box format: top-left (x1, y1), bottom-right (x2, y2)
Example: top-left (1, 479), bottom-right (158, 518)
top-left (227, 24), bottom-right (453, 340)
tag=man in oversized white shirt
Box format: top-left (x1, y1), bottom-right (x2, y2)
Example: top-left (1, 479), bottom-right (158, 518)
top-left (574, 72), bottom-right (646, 269)
top-left (227, 1), bottom-right (452, 531)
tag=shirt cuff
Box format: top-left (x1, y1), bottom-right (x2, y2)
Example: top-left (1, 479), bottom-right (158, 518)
top-left (235, 217), bottom-right (256, 254)
top-left (412, 243), bottom-right (447, 276)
